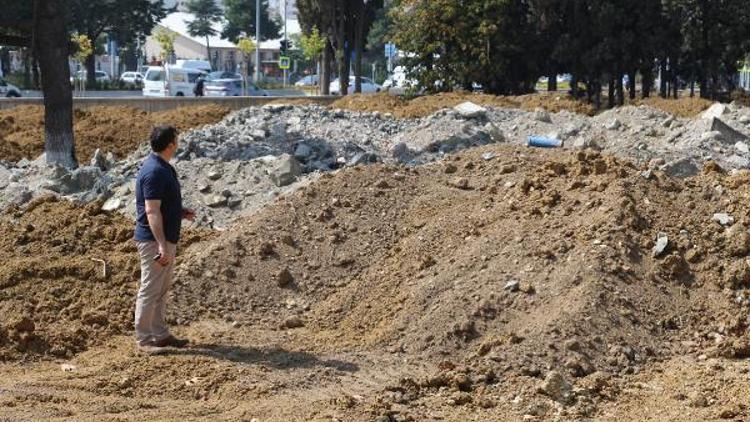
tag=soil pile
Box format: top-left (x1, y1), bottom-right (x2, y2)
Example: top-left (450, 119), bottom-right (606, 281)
top-left (331, 92), bottom-right (597, 118)
top-left (169, 143), bottom-right (749, 419)
top-left (0, 105), bottom-right (230, 164)
top-left (0, 196), bottom-right (210, 361)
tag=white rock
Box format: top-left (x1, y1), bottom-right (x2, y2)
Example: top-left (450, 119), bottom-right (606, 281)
top-left (652, 232), bottom-right (669, 257)
top-left (605, 119), bottom-right (621, 130)
top-left (702, 103), bottom-right (727, 120)
top-left (713, 213), bottom-right (734, 226)
top-left (453, 102), bottom-right (487, 119)
top-left (102, 197), bottom-right (122, 212)
top-left (735, 142), bottom-right (749, 154)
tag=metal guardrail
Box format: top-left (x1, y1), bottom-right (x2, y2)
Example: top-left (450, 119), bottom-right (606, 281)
top-left (0, 96), bottom-right (340, 112)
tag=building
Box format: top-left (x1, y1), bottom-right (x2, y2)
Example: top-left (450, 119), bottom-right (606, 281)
top-left (144, 11), bottom-right (300, 79)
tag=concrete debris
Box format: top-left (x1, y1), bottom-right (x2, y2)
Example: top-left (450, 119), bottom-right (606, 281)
top-left (6, 100), bottom-right (750, 230)
top-left (453, 102), bottom-right (487, 119)
top-left (713, 213), bottom-right (734, 227)
top-left (702, 103), bottom-right (727, 120)
top-left (652, 232), bottom-right (669, 257)
top-left (270, 154), bottom-right (304, 187)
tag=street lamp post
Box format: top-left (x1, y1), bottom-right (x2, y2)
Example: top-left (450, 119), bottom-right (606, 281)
top-left (255, 0), bottom-right (261, 83)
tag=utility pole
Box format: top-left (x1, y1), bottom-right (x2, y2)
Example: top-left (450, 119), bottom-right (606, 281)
top-left (283, 0), bottom-right (287, 88)
top-left (255, 0), bottom-right (261, 83)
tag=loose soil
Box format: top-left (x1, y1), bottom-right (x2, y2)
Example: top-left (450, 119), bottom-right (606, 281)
top-left (0, 105), bottom-right (230, 164)
top-left (0, 196), bottom-right (211, 361)
top-left (331, 92), bottom-right (715, 119)
top-left (2, 144), bottom-right (750, 420)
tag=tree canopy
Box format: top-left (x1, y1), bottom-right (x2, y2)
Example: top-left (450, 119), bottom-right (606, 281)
top-left (221, 0), bottom-right (281, 42)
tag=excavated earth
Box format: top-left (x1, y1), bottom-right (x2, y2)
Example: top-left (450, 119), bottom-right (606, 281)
top-left (0, 104), bottom-right (230, 164)
top-left (1, 141), bottom-right (750, 420)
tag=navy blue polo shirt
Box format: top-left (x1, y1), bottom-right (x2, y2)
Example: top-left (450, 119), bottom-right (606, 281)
top-left (134, 153), bottom-right (183, 243)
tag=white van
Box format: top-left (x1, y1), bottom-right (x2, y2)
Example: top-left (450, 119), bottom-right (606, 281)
top-left (142, 66), bottom-right (204, 97)
top-left (175, 59), bottom-right (212, 73)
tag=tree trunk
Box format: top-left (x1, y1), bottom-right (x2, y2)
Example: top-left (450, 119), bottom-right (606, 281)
top-left (32, 50), bottom-right (40, 89)
top-left (616, 73), bottom-right (624, 106)
top-left (570, 74), bottom-right (578, 97)
top-left (628, 71), bottom-right (636, 100)
top-left (353, 0), bottom-right (365, 93)
top-left (607, 77), bottom-right (615, 109)
top-left (641, 67), bottom-right (652, 98)
top-left (690, 80), bottom-right (695, 97)
top-left (206, 36), bottom-right (212, 70)
top-left (86, 51), bottom-right (96, 89)
top-left (321, 40), bottom-right (332, 95)
top-left (548, 72), bottom-right (557, 92)
top-left (659, 59), bottom-right (667, 98)
top-left (35, 0), bottom-right (76, 168)
top-left (23, 48), bottom-right (31, 88)
top-left (699, 76), bottom-right (708, 99)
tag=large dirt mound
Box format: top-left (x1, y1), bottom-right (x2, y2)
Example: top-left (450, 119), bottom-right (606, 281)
top-left (331, 92), bottom-right (597, 118)
top-left (0, 105), bottom-right (230, 165)
top-left (0, 196), bottom-right (211, 360)
top-left (332, 92), bottom-right (715, 119)
top-left (169, 144), bottom-right (749, 418)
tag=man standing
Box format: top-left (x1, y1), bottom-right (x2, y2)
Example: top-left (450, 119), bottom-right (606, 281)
top-left (134, 125), bottom-right (195, 352)
top-left (193, 75), bottom-right (205, 97)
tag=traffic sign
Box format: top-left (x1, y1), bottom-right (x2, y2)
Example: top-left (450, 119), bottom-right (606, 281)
top-left (279, 56), bottom-right (291, 70)
top-left (385, 42), bottom-right (397, 58)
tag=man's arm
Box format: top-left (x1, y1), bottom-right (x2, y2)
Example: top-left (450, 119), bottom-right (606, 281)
top-left (145, 199), bottom-right (172, 266)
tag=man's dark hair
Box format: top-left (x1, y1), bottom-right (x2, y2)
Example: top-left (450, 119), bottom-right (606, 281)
top-left (150, 125), bottom-right (178, 152)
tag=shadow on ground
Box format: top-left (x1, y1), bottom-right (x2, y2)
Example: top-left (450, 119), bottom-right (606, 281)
top-left (158, 343), bottom-right (360, 372)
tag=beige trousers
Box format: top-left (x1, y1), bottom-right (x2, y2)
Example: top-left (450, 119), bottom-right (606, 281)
top-left (135, 241), bottom-right (177, 346)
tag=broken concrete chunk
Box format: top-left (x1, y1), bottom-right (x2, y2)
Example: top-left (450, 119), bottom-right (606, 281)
top-left (454, 102), bottom-right (487, 119)
top-left (701, 103), bottom-right (727, 120)
top-left (713, 213), bottom-right (734, 227)
top-left (605, 119), bottom-right (621, 130)
top-left (533, 108), bottom-right (552, 123)
top-left (652, 232), bottom-right (669, 257)
top-left (270, 154), bottom-right (303, 187)
top-left (710, 118), bottom-right (748, 144)
top-left (539, 371), bottom-right (572, 403)
top-left (102, 197), bottom-right (123, 212)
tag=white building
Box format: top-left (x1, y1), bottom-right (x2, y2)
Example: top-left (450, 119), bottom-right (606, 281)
top-left (145, 11), bottom-right (300, 77)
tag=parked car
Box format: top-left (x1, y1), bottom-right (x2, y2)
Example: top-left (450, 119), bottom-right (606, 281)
top-left (119, 71), bottom-right (143, 85)
top-left (294, 75), bottom-right (319, 87)
top-left (70, 70), bottom-right (110, 84)
top-left (142, 66), bottom-right (204, 97)
top-left (0, 77), bottom-right (21, 97)
top-left (204, 72), bottom-right (268, 96)
top-left (175, 59), bottom-right (212, 73)
top-left (330, 76), bottom-right (381, 95)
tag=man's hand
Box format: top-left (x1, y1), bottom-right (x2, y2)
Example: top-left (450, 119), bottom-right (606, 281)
top-left (157, 243), bottom-right (173, 267)
top-left (182, 208), bottom-right (196, 222)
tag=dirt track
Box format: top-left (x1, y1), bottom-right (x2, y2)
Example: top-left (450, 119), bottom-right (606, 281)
top-left (2, 142), bottom-right (750, 420)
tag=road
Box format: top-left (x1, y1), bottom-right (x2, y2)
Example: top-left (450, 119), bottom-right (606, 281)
top-left (18, 89), bottom-right (308, 98)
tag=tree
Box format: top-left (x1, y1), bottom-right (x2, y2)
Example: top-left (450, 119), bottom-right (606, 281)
top-left (185, 0), bottom-right (222, 69)
top-left (393, 0), bottom-right (540, 95)
top-left (237, 36), bottom-right (256, 83)
top-left (300, 26), bottom-right (325, 91)
top-left (69, 0), bottom-right (166, 87)
top-left (153, 27), bottom-right (177, 63)
top-left (71, 34), bottom-right (93, 93)
top-left (221, 0), bottom-right (280, 42)
top-left (36, 0), bottom-right (77, 168)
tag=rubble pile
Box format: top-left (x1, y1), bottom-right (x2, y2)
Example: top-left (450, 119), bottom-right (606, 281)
top-left (3, 97), bottom-right (750, 419)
